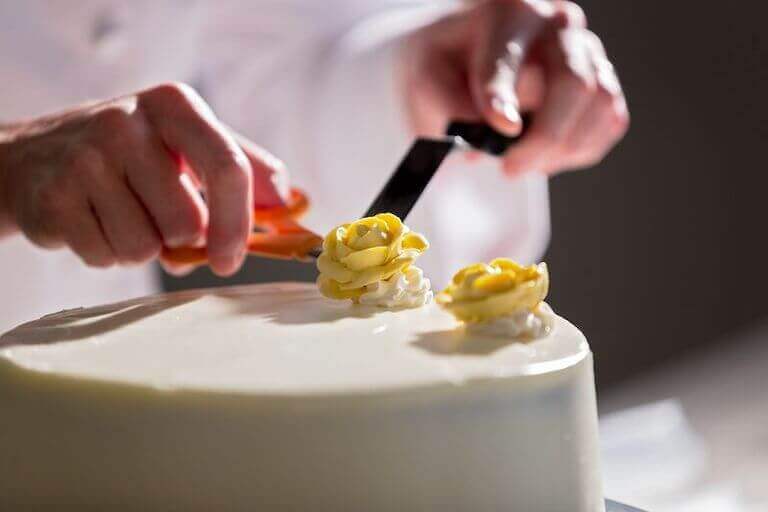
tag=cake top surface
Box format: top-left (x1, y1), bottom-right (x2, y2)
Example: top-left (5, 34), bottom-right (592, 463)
top-left (0, 282), bottom-right (588, 395)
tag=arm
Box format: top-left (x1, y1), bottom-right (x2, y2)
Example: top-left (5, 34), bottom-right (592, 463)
top-left (0, 84), bottom-right (287, 276)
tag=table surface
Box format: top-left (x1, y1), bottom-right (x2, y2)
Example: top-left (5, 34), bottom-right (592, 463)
top-left (600, 318), bottom-right (768, 512)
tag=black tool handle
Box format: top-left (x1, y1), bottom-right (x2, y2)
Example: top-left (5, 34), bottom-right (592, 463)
top-left (446, 113), bottom-right (531, 156)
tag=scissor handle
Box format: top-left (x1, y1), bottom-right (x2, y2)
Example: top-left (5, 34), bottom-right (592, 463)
top-left (252, 188), bottom-right (310, 224)
top-left (446, 113), bottom-right (532, 156)
top-left (160, 187), bottom-right (322, 267)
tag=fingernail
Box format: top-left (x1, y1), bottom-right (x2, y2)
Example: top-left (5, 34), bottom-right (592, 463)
top-left (210, 249), bottom-right (245, 277)
top-left (161, 263), bottom-right (195, 277)
top-left (191, 234), bottom-right (207, 248)
top-left (491, 97), bottom-right (521, 125)
top-left (164, 231), bottom-right (206, 249)
top-left (163, 236), bottom-right (189, 249)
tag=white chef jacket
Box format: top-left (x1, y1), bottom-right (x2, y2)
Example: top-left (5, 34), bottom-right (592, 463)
top-left (0, 0), bottom-right (549, 333)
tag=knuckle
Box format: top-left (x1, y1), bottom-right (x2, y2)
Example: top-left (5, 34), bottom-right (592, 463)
top-left (144, 81), bottom-right (200, 108)
top-left (555, 1), bottom-right (587, 29)
top-left (65, 145), bottom-right (107, 181)
top-left (36, 182), bottom-right (66, 218)
top-left (93, 105), bottom-right (134, 132)
top-left (548, 8), bottom-right (571, 30)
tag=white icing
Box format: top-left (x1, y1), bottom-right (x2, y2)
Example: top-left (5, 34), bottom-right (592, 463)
top-left (467, 302), bottom-right (556, 339)
top-left (358, 266), bottom-right (433, 309)
top-left (0, 283), bottom-right (586, 394)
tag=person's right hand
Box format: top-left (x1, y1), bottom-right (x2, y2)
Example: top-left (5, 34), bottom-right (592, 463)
top-left (0, 83), bottom-right (288, 276)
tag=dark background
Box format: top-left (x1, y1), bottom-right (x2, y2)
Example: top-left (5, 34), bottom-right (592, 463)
top-left (163, 2), bottom-right (768, 390)
top-left (545, 0), bottom-right (768, 388)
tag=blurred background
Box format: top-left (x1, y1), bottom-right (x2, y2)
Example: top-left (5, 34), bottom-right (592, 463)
top-left (544, 0), bottom-right (768, 389)
top-left (160, 2), bottom-right (768, 510)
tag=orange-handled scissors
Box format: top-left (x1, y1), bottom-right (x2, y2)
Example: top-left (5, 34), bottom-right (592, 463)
top-left (161, 120), bottom-right (526, 270)
top-left (160, 188), bottom-right (323, 267)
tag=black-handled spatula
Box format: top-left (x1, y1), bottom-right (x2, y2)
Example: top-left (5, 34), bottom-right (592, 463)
top-left (363, 116), bottom-right (530, 220)
top-left (307, 117), bottom-right (529, 259)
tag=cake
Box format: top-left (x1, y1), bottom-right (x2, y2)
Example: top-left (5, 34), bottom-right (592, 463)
top-left (0, 214), bottom-right (604, 510)
top-left (0, 282), bottom-right (603, 510)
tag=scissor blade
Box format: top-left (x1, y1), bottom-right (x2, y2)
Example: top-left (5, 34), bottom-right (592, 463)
top-left (363, 137), bottom-right (457, 220)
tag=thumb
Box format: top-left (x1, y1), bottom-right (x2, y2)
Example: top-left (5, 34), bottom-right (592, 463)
top-left (469, 4), bottom-right (544, 136)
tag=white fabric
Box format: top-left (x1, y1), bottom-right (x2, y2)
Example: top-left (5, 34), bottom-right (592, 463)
top-left (0, 0), bottom-right (549, 332)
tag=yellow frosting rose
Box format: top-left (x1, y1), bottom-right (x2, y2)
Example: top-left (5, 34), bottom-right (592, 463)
top-left (317, 213), bottom-right (429, 302)
top-left (437, 258), bottom-right (549, 323)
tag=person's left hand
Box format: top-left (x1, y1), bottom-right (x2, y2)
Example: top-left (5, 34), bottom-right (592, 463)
top-left (398, 0), bottom-right (629, 176)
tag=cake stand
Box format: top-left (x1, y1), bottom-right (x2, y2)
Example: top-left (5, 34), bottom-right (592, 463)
top-left (606, 500), bottom-right (646, 511)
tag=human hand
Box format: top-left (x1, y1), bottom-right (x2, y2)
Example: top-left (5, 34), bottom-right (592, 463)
top-left (0, 83), bottom-right (288, 276)
top-left (399, 0), bottom-right (629, 175)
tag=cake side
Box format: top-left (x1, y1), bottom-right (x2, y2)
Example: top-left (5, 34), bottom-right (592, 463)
top-left (0, 282), bottom-right (603, 511)
top-left (0, 345), bottom-right (602, 512)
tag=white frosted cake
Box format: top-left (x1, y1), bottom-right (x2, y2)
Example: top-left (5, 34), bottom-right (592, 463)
top-left (0, 282), bottom-right (603, 511)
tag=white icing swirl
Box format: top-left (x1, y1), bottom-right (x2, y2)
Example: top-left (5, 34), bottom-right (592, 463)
top-left (358, 266), bottom-right (433, 309)
top-left (466, 302), bottom-right (555, 340)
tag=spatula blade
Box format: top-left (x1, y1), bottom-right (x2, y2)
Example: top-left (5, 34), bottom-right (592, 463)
top-left (363, 137), bottom-right (457, 220)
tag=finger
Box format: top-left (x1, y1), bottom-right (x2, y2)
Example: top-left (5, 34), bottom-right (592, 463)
top-left (84, 158), bottom-right (162, 265)
top-left (125, 133), bottom-right (208, 249)
top-left (558, 35), bottom-right (629, 171)
top-left (552, 1), bottom-right (588, 30)
top-left (159, 230), bottom-right (206, 276)
top-left (403, 44), bottom-right (479, 137)
top-left (233, 133), bottom-right (290, 209)
top-left (139, 82), bottom-right (252, 276)
top-left (63, 201), bottom-right (117, 268)
top-left (469, 2), bottom-right (550, 136)
top-left (502, 27), bottom-right (597, 176)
